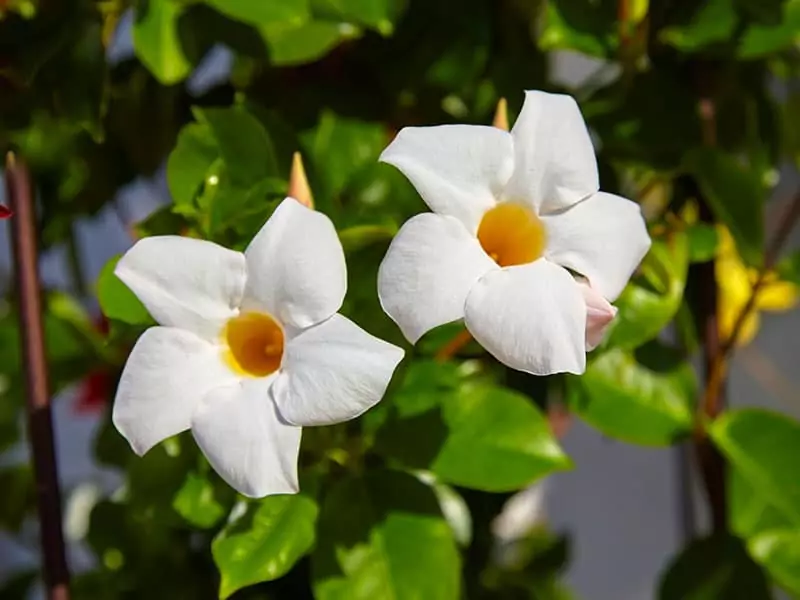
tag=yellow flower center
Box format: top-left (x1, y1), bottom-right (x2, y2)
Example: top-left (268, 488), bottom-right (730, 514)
top-left (477, 202), bottom-right (547, 267)
top-left (223, 312), bottom-right (284, 377)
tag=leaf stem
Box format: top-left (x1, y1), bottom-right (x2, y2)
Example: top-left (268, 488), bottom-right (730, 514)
top-left (5, 152), bottom-right (71, 600)
top-left (435, 329), bottom-right (473, 362)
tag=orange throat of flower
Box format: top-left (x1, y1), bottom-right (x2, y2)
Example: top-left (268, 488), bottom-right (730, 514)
top-left (223, 312), bottom-right (285, 377)
top-left (477, 202), bottom-right (547, 267)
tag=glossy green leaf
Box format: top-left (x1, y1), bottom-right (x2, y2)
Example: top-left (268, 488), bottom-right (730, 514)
top-left (729, 469), bottom-right (791, 539)
top-left (606, 233), bottom-right (689, 350)
top-left (660, 0), bottom-right (737, 52)
top-left (133, 0), bottom-right (192, 85)
top-left (748, 529), bottom-right (800, 595)
top-left (166, 122), bottom-right (219, 211)
top-left (213, 493), bottom-right (318, 598)
top-left (568, 344), bottom-right (695, 446)
top-left (172, 472), bottom-right (226, 529)
top-left (301, 111), bottom-right (387, 205)
top-left (658, 534), bottom-right (772, 599)
top-left (312, 0), bottom-right (406, 34)
top-left (97, 256), bottom-right (152, 326)
top-left (261, 20), bottom-right (358, 66)
top-left (710, 409), bottom-right (800, 526)
top-left (204, 0), bottom-right (309, 26)
top-left (312, 470), bottom-right (460, 600)
top-left (377, 365), bottom-right (571, 492)
top-left (684, 148), bottom-right (765, 264)
top-left (194, 106), bottom-right (277, 187)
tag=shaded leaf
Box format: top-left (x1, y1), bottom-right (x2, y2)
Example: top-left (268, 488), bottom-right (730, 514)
top-left (658, 534), bottom-right (772, 599)
top-left (685, 148), bottom-right (765, 264)
top-left (748, 529), bottom-right (800, 595)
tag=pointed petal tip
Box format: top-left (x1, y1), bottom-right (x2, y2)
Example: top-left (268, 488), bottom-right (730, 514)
top-left (288, 152), bottom-right (314, 210)
top-left (492, 97), bottom-right (509, 131)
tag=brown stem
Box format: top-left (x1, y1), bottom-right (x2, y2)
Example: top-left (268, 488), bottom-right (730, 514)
top-left (435, 329), bottom-right (473, 362)
top-left (690, 71), bottom-right (727, 532)
top-left (6, 153), bottom-right (71, 600)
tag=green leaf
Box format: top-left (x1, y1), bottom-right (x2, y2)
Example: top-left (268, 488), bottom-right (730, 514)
top-left (710, 409), bottom-right (800, 526)
top-left (301, 111), bottom-right (387, 207)
top-left (311, 0), bottom-right (406, 34)
top-left (776, 249), bottom-right (800, 286)
top-left (416, 473), bottom-right (472, 547)
top-left (658, 534), bottom-right (772, 599)
top-left (377, 364), bottom-right (571, 492)
top-left (97, 256), bottom-right (152, 326)
top-left (167, 122), bottom-right (220, 211)
top-left (312, 470), bottom-right (461, 600)
top-left (261, 20), bottom-right (358, 66)
top-left (204, 0), bottom-right (309, 27)
top-left (539, 0), bottom-right (617, 58)
top-left (729, 469), bottom-right (792, 539)
top-left (133, 0), bottom-right (192, 85)
top-left (172, 472), bottom-right (226, 529)
top-left (684, 148), bottom-right (765, 264)
top-left (739, 0), bottom-right (800, 58)
top-left (687, 223), bottom-right (720, 262)
top-left (606, 233), bottom-right (689, 350)
top-left (194, 106), bottom-right (277, 188)
top-left (660, 0), bottom-right (738, 52)
top-left (212, 493), bottom-right (318, 599)
top-left (748, 529), bottom-right (800, 595)
top-left (567, 343), bottom-right (696, 446)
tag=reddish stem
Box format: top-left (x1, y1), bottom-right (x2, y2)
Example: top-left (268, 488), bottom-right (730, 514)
top-left (6, 152), bottom-right (71, 600)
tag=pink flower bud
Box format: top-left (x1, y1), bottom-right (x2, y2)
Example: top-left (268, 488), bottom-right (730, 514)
top-left (580, 281), bottom-right (617, 351)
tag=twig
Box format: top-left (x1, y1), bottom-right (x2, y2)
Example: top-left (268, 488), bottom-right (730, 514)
top-left (5, 152), bottom-right (71, 600)
top-left (435, 328), bottom-right (473, 362)
top-left (690, 69), bottom-right (727, 532)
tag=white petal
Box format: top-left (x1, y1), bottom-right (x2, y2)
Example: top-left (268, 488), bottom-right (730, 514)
top-left (112, 327), bottom-right (237, 456)
top-left (580, 281), bottom-right (617, 351)
top-left (543, 192), bottom-right (651, 301)
top-left (243, 197), bottom-right (346, 330)
top-left (272, 314), bottom-right (404, 426)
top-left (115, 236), bottom-right (246, 340)
top-left (380, 125), bottom-right (514, 232)
top-left (192, 379), bottom-right (302, 498)
top-left (378, 213), bottom-right (498, 343)
top-left (505, 91), bottom-right (598, 214)
top-left (464, 260), bottom-right (586, 375)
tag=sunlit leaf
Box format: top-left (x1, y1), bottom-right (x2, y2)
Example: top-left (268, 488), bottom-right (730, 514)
top-left (133, 0), bottom-right (192, 85)
top-left (568, 343), bottom-right (695, 446)
top-left (312, 470), bottom-right (460, 600)
top-left (213, 493), bottom-right (318, 598)
top-left (710, 409), bottom-right (800, 526)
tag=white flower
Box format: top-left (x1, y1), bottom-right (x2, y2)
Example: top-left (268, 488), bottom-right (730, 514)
top-left (378, 91), bottom-right (650, 375)
top-left (112, 197), bottom-right (404, 498)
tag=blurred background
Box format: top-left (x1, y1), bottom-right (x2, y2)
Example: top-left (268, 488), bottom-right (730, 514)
top-left (1, 1), bottom-right (799, 599)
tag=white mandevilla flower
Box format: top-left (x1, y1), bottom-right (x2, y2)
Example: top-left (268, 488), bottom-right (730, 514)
top-left (112, 197), bottom-right (404, 497)
top-left (378, 91), bottom-right (650, 375)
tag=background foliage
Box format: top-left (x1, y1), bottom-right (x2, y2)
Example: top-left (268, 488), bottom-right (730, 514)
top-left (2, 0), bottom-right (800, 598)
